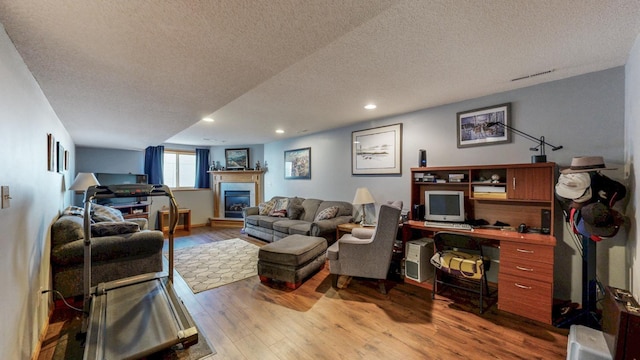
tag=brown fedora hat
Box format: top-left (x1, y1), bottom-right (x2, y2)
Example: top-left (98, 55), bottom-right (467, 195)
top-left (560, 156), bottom-right (617, 174)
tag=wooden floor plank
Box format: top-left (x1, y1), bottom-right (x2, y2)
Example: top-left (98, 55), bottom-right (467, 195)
top-left (38, 226), bottom-right (569, 360)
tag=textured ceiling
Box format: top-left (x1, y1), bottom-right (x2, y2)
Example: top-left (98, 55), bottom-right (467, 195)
top-left (1, 0), bottom-right (640, 150)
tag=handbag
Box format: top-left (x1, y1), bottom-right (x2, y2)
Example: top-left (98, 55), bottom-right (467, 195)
top-left (430, 250), bottom-right (486, 280)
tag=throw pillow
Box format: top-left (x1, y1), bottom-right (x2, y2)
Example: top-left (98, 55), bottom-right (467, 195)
top-left (63, 206), bottom-right (85, 217)
top-left (258, 198), bottom-right (277, 215)
top-left (269, 198), bottom-right (290, 217)
top-left (287, 204), bottom-right (304, 220)
top-left (90, 221), bottom-right (140, 237)
top-left (269, 209), bottom-right (288, 217)
top-left (314, 206), bottom-right (339, 221)
top-left (91, 203), bottom-right (125, 222)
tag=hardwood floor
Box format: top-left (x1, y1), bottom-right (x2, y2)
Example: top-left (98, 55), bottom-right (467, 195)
top-left (39, 226), bottom-right (569, 359)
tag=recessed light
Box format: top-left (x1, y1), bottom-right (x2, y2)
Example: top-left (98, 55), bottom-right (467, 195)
top-left (276, 129), bottom-right (285, 134)
top-left (202, 117), bottom-right (214, 122)
top-left (364, 104), bottom-right (377, 110)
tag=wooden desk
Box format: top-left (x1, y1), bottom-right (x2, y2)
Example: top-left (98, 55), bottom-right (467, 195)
top-left (402, 220), bottom-right (556, 324)
top-left (158, 208), bottom-right (191, 232)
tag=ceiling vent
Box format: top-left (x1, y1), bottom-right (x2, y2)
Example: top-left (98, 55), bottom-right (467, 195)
top-left (511, 69), bottom-right (555, 82)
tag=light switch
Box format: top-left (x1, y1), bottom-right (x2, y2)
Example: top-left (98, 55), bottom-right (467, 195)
top-left (1, 186), bottom-right (10, 209)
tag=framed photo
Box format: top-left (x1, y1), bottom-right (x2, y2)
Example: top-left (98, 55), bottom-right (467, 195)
top-left (225, 148), bottom-right (249, 169)
top-left (56, 142), bottom-right (65, 173)
top-left (64, 150), bottom-right (69, 171)
top-left (457, 103), bottom-right (511, 148)
top-left (47, 133), bottom-right (55, 172)
top-left (352, 123), bottom-right (402, 175)
top-left (284, 147), bottom-right (311, 179)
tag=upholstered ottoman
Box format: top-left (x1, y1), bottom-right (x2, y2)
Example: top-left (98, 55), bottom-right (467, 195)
top-left (258, 234), bottom-right (327, 289)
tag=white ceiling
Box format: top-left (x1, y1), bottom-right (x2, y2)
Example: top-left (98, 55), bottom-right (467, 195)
top-left (1, 1), bottom-right (640, 150)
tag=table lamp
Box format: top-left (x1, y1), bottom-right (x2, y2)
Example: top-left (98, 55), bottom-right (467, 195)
top-left (352, 187), bottom-right (375, 225)
top-left (69, 172), bottom-right (100, 202)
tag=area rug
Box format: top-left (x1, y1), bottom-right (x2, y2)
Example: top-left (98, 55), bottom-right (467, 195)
top-left (51, 312), bottom-right (215, 359)
top-left (168, 238), bottom-right (260, 294)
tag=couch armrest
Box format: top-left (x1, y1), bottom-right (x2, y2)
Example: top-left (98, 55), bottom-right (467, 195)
top-left (351, 227), bottom-right (375, 239)
top-left (127, 218), bottom-right (148, 230)
top-left (243, 206), bottom-right (259, 217)
top-left (309, 215), bottom-right (353, 236)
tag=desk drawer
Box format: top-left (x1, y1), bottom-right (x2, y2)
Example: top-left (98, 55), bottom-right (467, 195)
top-left (500, 242), bottom-right (553, 264)
top-left (499, 257), bottom-right (553, 283)
top-left (499, 273), bottom-right (552, 324)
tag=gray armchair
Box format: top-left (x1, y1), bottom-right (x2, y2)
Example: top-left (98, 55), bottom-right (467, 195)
top-left (326, 204), bottom-right (402, 294)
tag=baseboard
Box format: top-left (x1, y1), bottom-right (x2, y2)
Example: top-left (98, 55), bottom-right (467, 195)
top-left (209, 218), bottom-right (243, 228)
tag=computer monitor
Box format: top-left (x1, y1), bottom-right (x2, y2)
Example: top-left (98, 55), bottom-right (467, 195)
top-left (424, 190), bottom-right (465, 222)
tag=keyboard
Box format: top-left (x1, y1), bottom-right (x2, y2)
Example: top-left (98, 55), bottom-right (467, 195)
top-left (423, 221), bottom-right (473, 230)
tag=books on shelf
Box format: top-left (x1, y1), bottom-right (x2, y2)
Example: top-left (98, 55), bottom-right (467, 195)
top-left (473, 185), bottom-right (506, 193)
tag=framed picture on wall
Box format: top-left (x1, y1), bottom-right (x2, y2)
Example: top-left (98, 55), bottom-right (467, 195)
top-left (456, 103), bottom-right (511, 148)
top-left (225, 148), bottom-right (249, 170)
top-left (352, 123), bottom-right (402, 175)
top-left (47, 133), bottom-right (55, 172)
top-left (284, 147), bottom-right (311, 179)
top-left (56, 141), bottom-right (65, 173)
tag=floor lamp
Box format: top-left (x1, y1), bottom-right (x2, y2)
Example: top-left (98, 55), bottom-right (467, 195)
top-left (352, 187), bottom-right (375, 225)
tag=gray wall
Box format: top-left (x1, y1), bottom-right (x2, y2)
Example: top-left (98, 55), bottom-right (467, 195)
top-left (625, 34), bottom-right (640, 300)
top-left (263, 67), bottom-right (627, 302)
top-left (0, 25), bottom-right (74, 359)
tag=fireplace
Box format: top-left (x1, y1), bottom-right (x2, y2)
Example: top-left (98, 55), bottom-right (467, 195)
top-left (224, 190), bottom-right (250, 218)
top-left (209, 170), bottom-right (265, 227)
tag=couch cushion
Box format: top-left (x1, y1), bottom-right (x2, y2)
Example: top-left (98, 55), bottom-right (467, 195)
top-left (272, 219), bottom-right (309, 234)
top-left (244, 215), bottom-right (262, 226)
top-left (91, 221), bottom-right (140, 237)
top-left (91, 203), bottom-right (125, 222)
top-left (257, 216), bottom-right (283, 229)
top-left (288, 222), bottom-right (312, 236)
top-left (52, 215), bottom-right (85, 248)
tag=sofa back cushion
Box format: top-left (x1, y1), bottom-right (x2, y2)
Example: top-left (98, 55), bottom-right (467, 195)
top-left (315, 200), bottom-right (353, 218)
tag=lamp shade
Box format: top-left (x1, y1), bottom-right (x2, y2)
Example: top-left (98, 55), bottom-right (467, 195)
top-left (69, 172), bottom-right (100, 192)
top-left (352, 187), bottom-right (375, 205)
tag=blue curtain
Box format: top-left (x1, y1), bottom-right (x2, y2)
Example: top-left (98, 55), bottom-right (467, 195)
top-left (144, 146), bottom-right (164, 185)
top-left (195, 148), bottom-right (211, 188)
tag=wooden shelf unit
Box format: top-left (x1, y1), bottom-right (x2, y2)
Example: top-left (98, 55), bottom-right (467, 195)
top-left (410, 162), bottom-right (555, 232)
top-left (111, 202), bottom-right (150, 220)
top-left (408, 162), bottom-right (557, 324)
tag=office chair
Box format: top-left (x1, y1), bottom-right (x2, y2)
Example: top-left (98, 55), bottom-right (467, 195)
top-left (431, 231), bottom-right (491, 313)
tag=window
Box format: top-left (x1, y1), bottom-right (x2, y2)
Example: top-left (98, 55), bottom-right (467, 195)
top-left (163, 150), bottom-right (196, 189)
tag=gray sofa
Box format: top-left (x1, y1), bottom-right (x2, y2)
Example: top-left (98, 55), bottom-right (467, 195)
top-left (243, 196), bottom-right (353, 244)
top-left (50, 206), bottom-right (164, 298)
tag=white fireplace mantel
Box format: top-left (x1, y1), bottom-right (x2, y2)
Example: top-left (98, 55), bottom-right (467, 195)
top-left (208, 170), bottom-right (265, 226)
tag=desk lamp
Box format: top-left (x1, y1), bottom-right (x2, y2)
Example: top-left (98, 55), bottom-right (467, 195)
top-left (485, 122), bottom-right (562, 163)
top-left (69, 172), bottom-right (100, 203)
top-left (353, 187), bottom-right (375, 225)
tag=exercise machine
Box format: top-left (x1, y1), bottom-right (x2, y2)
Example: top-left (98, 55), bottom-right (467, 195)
top-left (81, 184), bottom-right (198, 359)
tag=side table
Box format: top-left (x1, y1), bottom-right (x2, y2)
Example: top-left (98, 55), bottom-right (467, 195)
top-left (336, 222), bottom-right (372, 239)
top-left (158, 208), bottom-right (191, 232)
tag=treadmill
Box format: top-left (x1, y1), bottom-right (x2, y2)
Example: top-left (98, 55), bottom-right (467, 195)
top-left (81, 184), bottom-right (198, 359)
